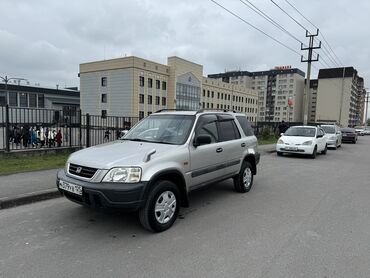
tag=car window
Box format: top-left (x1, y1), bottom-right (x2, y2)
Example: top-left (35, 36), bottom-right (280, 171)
top-left (218, 120), bottom-right (241, 141)
top-left (236, 116), bottom-right (254, 136)
top-left (195, 115), bottom-right (219, 144)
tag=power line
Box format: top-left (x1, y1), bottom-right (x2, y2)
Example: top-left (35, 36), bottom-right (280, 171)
top-left (209, 0), bottom-right (302, 56)
top-left (270, 0), bottom-right (307, 31)
top-left (283, 0), bottom-right (343, 66)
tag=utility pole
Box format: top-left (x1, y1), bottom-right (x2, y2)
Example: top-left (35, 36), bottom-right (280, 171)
top-left (301, 29), bottom-right (321, 125)
top-left (365, 90), bottom-right (369, 128)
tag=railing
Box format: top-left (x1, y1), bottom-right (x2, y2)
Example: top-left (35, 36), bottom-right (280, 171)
top-left (0, 105), bottom-right (139, 152)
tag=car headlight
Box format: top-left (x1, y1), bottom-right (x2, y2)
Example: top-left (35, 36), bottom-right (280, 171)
top-left (302, 140), bottom-right (312, 145)
top-left (278, 139), bottom-right (284, 144)
top-left (102, 167), bottom-right (142, 183)
top-left (65, 162), bottom-right (69, 174)
top-left (330, 136), bottom-right (336, 140)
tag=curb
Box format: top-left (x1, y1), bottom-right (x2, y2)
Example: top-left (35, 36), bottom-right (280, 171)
top-left (0, 188), bottom-right (62, 210)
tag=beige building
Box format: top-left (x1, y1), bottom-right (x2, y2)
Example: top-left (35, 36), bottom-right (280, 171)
top-left (208, 66), bottom-right (305, 122)
top-left (315, 67), bottom-right (365, 127)
top-left (79, 56), bottom-right (258, 121)
top-left (307, 79), bottom-right (318, 123)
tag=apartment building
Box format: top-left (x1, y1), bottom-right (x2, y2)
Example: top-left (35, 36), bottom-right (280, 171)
top-left (315, 67), bottom-right (365, 126)
top-left (79, 56), bottom-right (258, 121)
top-left (208, 66), bottom-right (305, 122)
top-left (307, 79), bottom-right (318, 123)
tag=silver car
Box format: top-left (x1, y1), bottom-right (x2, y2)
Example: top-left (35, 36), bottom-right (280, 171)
top-left (56, 110), bottom-right (260, 232)
top-left (321, 124), bottom-right (342, 149)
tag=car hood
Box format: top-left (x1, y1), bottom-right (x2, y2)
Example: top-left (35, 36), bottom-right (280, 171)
top-left (68, 140), bottom-right (180, 169)
top-left (280, 136), bottom-right (315, 145)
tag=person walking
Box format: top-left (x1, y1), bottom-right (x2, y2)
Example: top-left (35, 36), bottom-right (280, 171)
top-left (278, 120), bottom-right (288, 134)
top-left (56, 130), bottom-right (62, 147)
top-left (31, 127), bottom-right (38, 147)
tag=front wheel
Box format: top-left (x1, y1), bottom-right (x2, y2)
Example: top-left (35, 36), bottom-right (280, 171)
top-left (139, 180), bottom-right (180, 232)
top-left (277, 151), bottom-right (283, 156)
top-left (234, 161), bottom-right (254, 193)
top-left (310, 146), bottom-right (317, 159)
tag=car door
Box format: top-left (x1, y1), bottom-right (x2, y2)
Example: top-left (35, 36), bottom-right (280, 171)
top-left (317, 128), bottom-right (326, 151)
top-left (216, 114), bottom-right (243, 176)
top-left (189, 114), bottom-right (226, 188)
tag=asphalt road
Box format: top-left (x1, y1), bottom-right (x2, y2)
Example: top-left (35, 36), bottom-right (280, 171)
top-left (1, 137), bottom-right (370, 278)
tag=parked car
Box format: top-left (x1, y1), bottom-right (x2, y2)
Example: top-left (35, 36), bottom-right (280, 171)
top-left (354, 126), bottom-right (365, 136)
top-left (57, 110), bottom-right (260, 232)
top-left (276, 125), bottom-right (328, 158)
top-left (341, 128), bottom-right (358, 143)
top-left (364, 127), bottom-right (370, 135)
top-left (321, 124), bottom-right (342, 149)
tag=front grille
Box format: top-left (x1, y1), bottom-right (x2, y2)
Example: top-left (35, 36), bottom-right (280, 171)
top-left (69, 163), bottom-right (98, 179)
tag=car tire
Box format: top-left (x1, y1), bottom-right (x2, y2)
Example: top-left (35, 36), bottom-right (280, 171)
top-left (334, 141), bottom-right (338, 150)
top-left (139, 180), bottom-right (180, 232)
top-left (310, 146), bottom-right (317, 159)
top-left (277, 151), bottom-right (283, 156)
top-left (234, 161), bottom-right (254, 193)
top-left (353, 139), bottom-right (356, 144)
top-left (321, 144), bottom-right (327, 155)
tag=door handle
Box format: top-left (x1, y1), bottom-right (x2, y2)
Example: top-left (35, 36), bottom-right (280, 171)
top-left (241, 143), bottom-right (246, 147)
top-left (216, 148), bottom-right (223, 153)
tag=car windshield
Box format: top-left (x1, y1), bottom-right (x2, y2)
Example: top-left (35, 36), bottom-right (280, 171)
top-left (122, 114), bottom-right (195, 145)
top-left (322, 126), bottom-right (335, 134)
top-left (285, 127), bottom-right (316, 137)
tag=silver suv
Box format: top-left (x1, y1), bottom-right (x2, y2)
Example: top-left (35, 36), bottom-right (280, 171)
top-left (56, 110), bottom-right (260, 232)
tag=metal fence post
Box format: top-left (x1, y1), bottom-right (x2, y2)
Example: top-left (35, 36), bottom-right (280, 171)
top-left (86, 113), bottom-right (90, 148)
top-left (79, 110), bottom-right (82, 148)
top-left (69, 114), bottom-right (72, 148)
top-left (5, 105), bottom-right (10, 152)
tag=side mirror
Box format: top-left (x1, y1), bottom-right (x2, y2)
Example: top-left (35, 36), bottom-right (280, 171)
top-left (280, 133), bottom-right (284, 136)
top-left (336, 131), bottom-right (341, 134)
top-left (194, 135), bottom-right (212, 147)
top-left (316, 134), bottom-right (323, 138)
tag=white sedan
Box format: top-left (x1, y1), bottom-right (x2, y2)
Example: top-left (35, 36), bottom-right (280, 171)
top-left (276, 126), bottom-right (328, 158)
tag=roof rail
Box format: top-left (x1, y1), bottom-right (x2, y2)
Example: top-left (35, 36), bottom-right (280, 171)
top-left (154, 109), bottom-right (188, 113)
top-left (196, 109), bottom-right (237, 114)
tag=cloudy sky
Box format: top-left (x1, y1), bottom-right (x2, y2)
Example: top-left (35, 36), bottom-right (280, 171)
top-left (0, 0), bottom-right (369, 92)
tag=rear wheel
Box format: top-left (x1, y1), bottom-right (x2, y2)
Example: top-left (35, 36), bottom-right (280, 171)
top-left (139, 180), bottom-right (180, 232)
top-left (334, 141), bottom-right (338, 150)
top-left (234, 161), bottom-right (254, 193)
top-left (277, 151), bottom-right (283, 156)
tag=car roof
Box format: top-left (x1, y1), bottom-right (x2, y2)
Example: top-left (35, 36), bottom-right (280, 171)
top-left (153, 110), bottom-right (244, 116)
top-left (289, 125), bottom-right (316, 129)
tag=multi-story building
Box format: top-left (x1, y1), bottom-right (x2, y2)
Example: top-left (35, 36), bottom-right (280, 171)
top-left (315, 67), bottom-right (365, 126)
top-left (307, 79), bottom-right (318, 123)
top-left (208, 66), bottom-right (305, 122)
top-left (79, 56), bottom-right (258, 121)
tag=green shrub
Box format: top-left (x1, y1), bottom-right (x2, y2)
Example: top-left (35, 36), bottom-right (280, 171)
top-left (261, 127), bottom-right (271, 140)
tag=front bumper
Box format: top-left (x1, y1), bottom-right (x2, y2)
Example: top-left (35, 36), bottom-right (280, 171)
top-left (56, 170), bottom-right (147, 210)
top-left (276, 143), bottom-right (314, 154)
top-left (326, 139), bottom-right (337, 147)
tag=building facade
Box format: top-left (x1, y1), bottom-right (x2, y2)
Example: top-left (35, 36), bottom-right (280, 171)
top-left (307, 79), bottom-right (318, 123)
top-left (315, 67), bottom-right (365, 127)
top-left (79, 56), bottom-right (258, 121)
top-left (208, 66), bottom-right (305, 122)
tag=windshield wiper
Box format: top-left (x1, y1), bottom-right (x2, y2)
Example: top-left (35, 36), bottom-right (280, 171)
top-left (122, 138), bottom-right (153, 143)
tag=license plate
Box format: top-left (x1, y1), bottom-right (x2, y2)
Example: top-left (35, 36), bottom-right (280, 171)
top-left (59, 180), bottom-right (82, 196)
top-left (286, 146), bottom-right (298, 151)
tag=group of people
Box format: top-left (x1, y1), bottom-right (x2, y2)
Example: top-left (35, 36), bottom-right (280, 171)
top-left (9, 125), bottom-right (63, 148)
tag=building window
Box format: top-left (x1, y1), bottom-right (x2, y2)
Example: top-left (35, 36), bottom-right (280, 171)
top-left (207, 103), bottom-right (209, 108)
top-left (101, 94), bottom-right (107, 103)
top-left (139, 111), bottom-right (144, 119)
top-left (156, 80), bottom-right (160, 89)
top-left (20, 92), bottom-right (28, 107)
top-left (221, 93), bottom-right (224, 99)
top-left (9, 92), bottom-right (18, 107)
top-left (203, 90), bottom-right (206, 97)
top-left (211, 91), bottom-right (214, 98)
top-left (148, 78), bottom-right (153, 88)
top-left (162, 81), bottom-right (167, 90)
top-left (207, 90), bottom-right (210, 98)
top-left (211, 103), bottom-right (214, 108)
top-left (29, 93), bottom-right (37, 108)
top-left (162, 97), bottom-right (166, 106)
top-left (148, 111), bottom-right (152, 116)
top-left (140, 76), bottom-right (145, 87)
top-left (217, 92), bottom-right (220, 99)
top-left (202, 102), bottom-right (205, 108)
top-left (101, 77), bottom-right (107, 87)
top-left (156, 96), bottom-right (160, 105)
top-left (38, 94), bottom-right (44, 108)
top-left (228, 94), bottom-right (230, 101)
top-left (148, 95), bottom-right (152, 105)
top-left (101, 110), bottom-right (107, 118)
top-left (233, 95), bottom-right (235, 102)
top-left (139, 94), bottom-right (144, 104)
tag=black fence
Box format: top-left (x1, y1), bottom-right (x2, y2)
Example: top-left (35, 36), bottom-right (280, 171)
top-left (0, 105), bottom-right (139, 152)
top-left (252, 121), bottom-right (304, 137)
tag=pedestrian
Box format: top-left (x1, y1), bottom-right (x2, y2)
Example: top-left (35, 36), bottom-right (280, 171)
top-left (31, 127), bottom-right (38, 147)
top-left (278, 120), bottom-right (288, 134)
top-left (104, 129), bottom-right (111, 141)
top-left (39, 127), bottom-right (45, 147)
top-left (56, 130), bottom-right (63, 147)
top-left (48, 128), bottom-right (55, 147)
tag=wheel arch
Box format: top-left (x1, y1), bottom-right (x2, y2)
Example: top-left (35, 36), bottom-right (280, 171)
top-left (243, 155), bottom-right (257, 175)
top-left (143, 169), bottom-right (189, 208)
